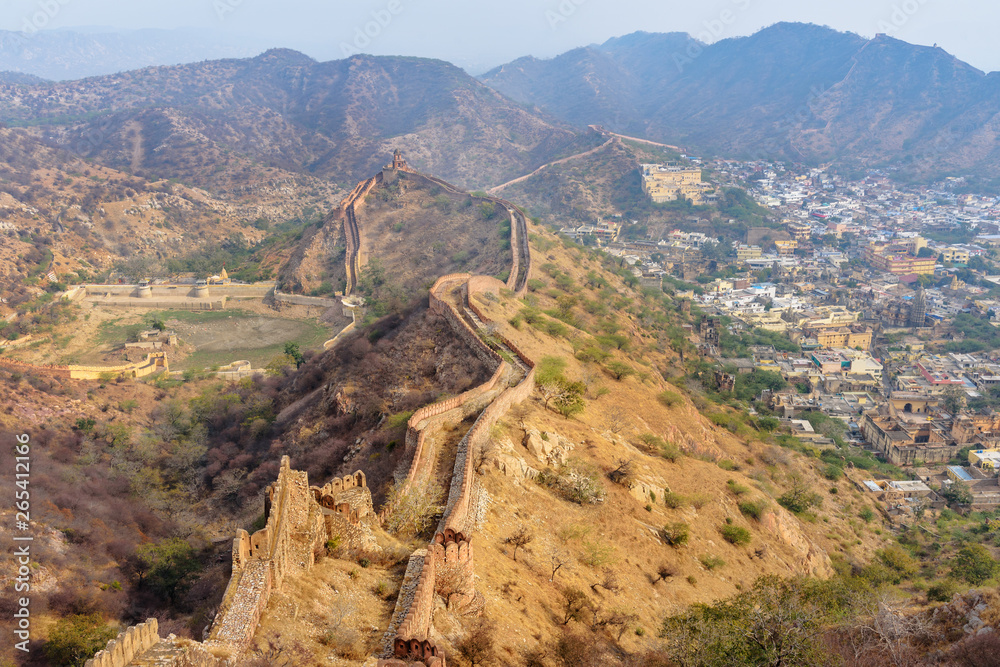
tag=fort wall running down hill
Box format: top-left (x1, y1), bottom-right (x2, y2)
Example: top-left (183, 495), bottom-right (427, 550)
top-left (98, 156), bottom-right (534, 667)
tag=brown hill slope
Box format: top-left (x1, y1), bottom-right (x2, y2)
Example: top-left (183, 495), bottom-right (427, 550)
top-left (0, 127), bottom-right (342, 319)
top-left (0, 51), bottom-right (592, 191)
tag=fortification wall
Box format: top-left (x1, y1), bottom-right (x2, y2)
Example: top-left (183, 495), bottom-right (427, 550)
top-left (0, 352), bottom-right (168, 380)
top-left (401, 361), bottom-right (508, 485)
top-left (428, 276), bottom-right (503, 369)
top-left (84, 618), bottom-right (159, 667)
top-left (384, 259), bottom-right (535, 663)
top-left (82, 284), bottom-right (273, 299)
top-left (340, 172), bottom-right (383, 294)
top-left (82, 297), bottom-right (227, 311)
top-left (505, 208), bottom-right (520, 292)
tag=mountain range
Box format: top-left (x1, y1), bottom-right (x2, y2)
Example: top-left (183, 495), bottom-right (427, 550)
top-left (0, 49), bottom-right (587, 190)
top-left (3, 23), bottom-right (1000, 193)
top-left (482, 24), bottom-right (1000, 183)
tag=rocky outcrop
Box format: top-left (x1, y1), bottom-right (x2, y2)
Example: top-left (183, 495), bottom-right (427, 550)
top-left (761, 509), bottom-right (833, 578)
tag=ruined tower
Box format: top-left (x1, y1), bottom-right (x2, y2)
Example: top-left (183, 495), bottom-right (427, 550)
top-left (390, 149), bottom-right (408, 171)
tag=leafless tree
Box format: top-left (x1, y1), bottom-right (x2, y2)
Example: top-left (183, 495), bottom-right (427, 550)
top-left (474, 440), bottom-right (496, 475)
top-left (591, 568), bottom-right (621, 594)
top-left (549, 544), bottom-right (571, 581)
top-left (848, 592), bottom-right (929, 667)
top-left (604, 406), bottom-right (631, 435)
top-left (604, 609), bottom-right (640, 641)
top-left (506, 525), bottom-right (534, 562)
top-left (607, 458), bottom-right (635, 486)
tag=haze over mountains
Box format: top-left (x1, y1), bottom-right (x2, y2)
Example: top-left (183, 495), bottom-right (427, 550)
top-left (0, 27), bottom-right (270, 81)
top-left (482, 23), bottom-right (1000, 183)
top-left (4, 22), bottom-right (1000, 187)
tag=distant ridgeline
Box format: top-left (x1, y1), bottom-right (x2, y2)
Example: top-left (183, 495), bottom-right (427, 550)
top-left (87, 153), bottom-right (536, 667)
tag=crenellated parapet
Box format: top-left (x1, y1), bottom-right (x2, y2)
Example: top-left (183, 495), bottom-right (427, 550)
top-left (0, 352), bottom-right (168, 380)
top-left (84, 618), bottom-right (159, 667)
top-left (430, 531), bottom-right (476, 613)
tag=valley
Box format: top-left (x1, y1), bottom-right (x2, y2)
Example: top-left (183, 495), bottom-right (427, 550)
top-left (5, 20), bottom-right (1000, 667)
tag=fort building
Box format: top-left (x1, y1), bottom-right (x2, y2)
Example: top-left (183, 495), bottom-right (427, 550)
top-left (640, 163), bottom-right (712, 205)
top-left (861, 406), bottom-right (1000, 466)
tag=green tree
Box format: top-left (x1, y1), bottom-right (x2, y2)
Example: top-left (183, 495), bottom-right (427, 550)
top-left (44, 614), bottom-right (118, 667)
top-left (942, 386), bottom-right (966, 415)
top-left (130, 538), bottom-right (201, 604)
top-left (660, 576), bottom-right (826, 667)
top-left (942, 480), bottom-right (973, 506)
top-left (605, 361), bottom-right (635, 381)
top-left (553, 380), bottom-right (586, 419)
top-left (952, 544), bottom-right (998, 585)
top-left (283, 342), bottom-right (305, 368)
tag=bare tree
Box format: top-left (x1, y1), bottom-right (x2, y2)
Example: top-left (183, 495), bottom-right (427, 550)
top-left (591, 568), bottom-right (621, 594)
top-left (607, 458), bottom-right (635, 486)
top-left (605, 610), bottom-right (640, 641)
top-left (604, 407), bottom-right (631, 435)
top-left (848, 592), bottom-right (929, 667)
top-left (506, 526), bottom-right (534, 563)
top-left (456, 617), bottom-right (497, 666)
top-left (549, 543), bottom-right (571, 582)
top-left (474, 440), bottom-right (496, 475)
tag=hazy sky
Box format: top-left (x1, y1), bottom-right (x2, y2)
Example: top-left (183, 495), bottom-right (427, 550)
top-left (3, 0), bottom-right (998, 74)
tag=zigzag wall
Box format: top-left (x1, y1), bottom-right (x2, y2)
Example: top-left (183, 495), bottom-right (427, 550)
top-left (97, 159), bottom-right (534, 667)
top-left (380, 205), bottom-right (535, 664)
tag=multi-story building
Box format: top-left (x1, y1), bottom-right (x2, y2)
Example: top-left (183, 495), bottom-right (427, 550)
top-left (641, 164), bottom-right (712, 204)
top-left (941, 247), bottom-right (971, 263)
top-left (736, 245), bottom-right (763, 262)
top-left (774, 239), bottom-right (798, 255)
top-left (810, 326), bottom-right (873, 351)
top-left (864, 239), bottom-right (935, 275)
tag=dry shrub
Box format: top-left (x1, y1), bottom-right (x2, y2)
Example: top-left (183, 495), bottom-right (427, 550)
top-left (456, 617), bottom-right (497, 666)
top-left (318, 627), bottom-right (367, 660)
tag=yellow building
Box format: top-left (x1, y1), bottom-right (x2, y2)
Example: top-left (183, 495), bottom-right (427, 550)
top-left (970, 448), bottom-right (1000, 470)
top-left (864, 240), bottom-right (935, 275)
top-left (774, 239), bottom-right (798, 255)
top-left (942, 247), bottom-right (970, 263)
top-left (813, 327), bottom-right (873, 350)
top-left (736, 245), bottom-right (763, 262)
top-left (641, 164), bottom-right (711, 205)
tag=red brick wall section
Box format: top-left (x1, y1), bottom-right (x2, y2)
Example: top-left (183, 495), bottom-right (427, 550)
top-left (395, 549), bottom-right (437, 646)
top-left (400, 362), bottom-right (508, 494)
